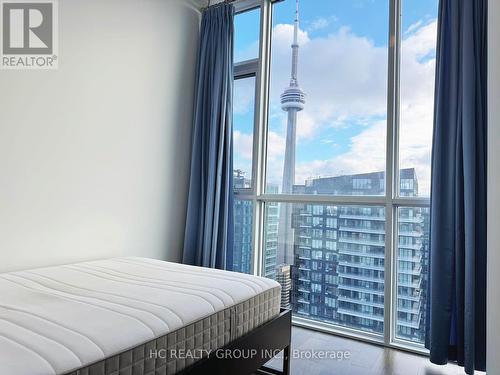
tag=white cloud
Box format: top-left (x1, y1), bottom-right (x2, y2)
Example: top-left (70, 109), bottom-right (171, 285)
top-left (265, 131), bottom-right (287, 189)
top-left (308, 17), bottom-right (329, 31)
top-left (405, 20), bottom-right (423, 35)
top-left (233, 76), bottom-right (255, 115)
top-left (399, 20), bottom-right (437, 195)
top-left (233, 130), bottom-right (253, 178)
top-left (294, 120), bottom-right (387, 184)
top-left (233, 131), bottom-right (253, 160)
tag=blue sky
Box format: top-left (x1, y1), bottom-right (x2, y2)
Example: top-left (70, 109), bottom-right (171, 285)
top-left (233, 0), bottom-right (438, 195)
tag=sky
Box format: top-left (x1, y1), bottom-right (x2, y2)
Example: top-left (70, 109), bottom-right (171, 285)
top-left (233, 0), bottom-right (438, 196)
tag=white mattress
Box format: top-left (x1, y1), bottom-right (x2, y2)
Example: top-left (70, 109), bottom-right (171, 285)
top-left (0, 257), bottom-right (280, 375)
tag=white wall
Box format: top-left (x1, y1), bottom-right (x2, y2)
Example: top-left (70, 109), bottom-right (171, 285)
top-left (0, 0), bottom-right (200, 272)
top-left (488, 0), bottom-right (500, 373)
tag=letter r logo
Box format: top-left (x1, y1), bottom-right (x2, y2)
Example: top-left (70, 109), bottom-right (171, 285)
top-left (2, 2), bottom-right (53, 54)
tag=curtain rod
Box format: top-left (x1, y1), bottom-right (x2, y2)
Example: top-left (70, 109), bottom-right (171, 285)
top-left (202, 0), bottom-right (236, 11)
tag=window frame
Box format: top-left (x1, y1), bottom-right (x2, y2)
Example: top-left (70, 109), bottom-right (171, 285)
top-left (233, 67), bottom-right (258, 191)
top-left (232, 0), bottom-right (431, 354)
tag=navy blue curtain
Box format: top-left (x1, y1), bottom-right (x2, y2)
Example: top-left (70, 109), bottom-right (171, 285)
top-left (426, 0), bottom-right (487, 373)
top-left (182, 4), bottom-right (234, 270)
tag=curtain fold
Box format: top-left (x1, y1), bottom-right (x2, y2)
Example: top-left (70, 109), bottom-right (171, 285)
top-left (182, 4), bottom-right (234, 270)
top-left (426, 0), bottom-right (487, 373)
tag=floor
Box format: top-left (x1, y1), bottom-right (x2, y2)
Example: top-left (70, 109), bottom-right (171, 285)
top-left (264, 327), bottom-right (476, 375)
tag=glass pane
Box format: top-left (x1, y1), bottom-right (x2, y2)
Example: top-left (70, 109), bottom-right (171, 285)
top-left (265, 202), bottom-right (386, 335)
top-left (266, 0), bottom-right (389, 196)
top-left (234, 8), bottom-right (260, 63)
top-left (399, 0), bottom-right (439, 197)
top-left (395, 206), bottom-right (430, 344)
top-left (231, 199), bottom-right (254, 274)
top-left (233, 76), bottom-right (256, 188)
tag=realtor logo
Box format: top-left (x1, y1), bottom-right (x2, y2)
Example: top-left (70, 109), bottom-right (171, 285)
top-left (1, 0), bottom-right (58, 69)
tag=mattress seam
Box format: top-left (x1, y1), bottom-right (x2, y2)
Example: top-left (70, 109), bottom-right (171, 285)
top-left (78, 263), bottom-right (237, 305)
top-left (26, 270), bottom-right (186, 326)
top-left (0, 304), bottom-right (106, 356)
top-left (113, 258), bottom-right (267, 293)
top-left (0, 317), bottom-right (84, 366)
top-left (0, 331), bottom-right (59, 374)
top-left (65, 265), bottom-right (219, 314)
top-left (22, 272), bottom-right (171, 331)
top-left (73, 263), bottom-right (229, 308)
top-left (3, 274), bottom-right (159, 337)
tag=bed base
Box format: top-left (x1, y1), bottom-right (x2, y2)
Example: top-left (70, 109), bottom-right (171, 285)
top-left (182, 309), bottom-right (291, 375)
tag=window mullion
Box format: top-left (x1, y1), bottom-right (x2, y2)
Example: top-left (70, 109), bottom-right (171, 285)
top-left (251, 0), bottom-right (272, 277)
top-left (384, 0), bottom-right (402, 346)
top-left (235, 59), bottom-right (259, 79)
top-left (233, 0), bottom-right (262, 13)
top-left (257, 194), bottom-right (387, 205)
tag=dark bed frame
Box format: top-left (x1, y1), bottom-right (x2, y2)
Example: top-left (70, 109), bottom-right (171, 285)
top-left (182, 309), bottom-right (292, 375)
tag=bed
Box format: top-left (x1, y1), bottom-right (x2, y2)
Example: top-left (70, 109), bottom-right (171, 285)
top-left (0, 257), bottom-right (291, 375)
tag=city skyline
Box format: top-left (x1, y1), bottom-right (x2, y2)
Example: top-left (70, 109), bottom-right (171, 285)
top-left (233, 167), bottom-right (429, 343)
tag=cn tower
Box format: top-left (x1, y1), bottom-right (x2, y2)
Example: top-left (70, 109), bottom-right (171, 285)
top-left (278, 0), bottom-right (306, 265)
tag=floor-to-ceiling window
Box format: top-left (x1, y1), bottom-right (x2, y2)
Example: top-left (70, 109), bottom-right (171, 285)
top-left (230, 0), bottom-right (437, 351)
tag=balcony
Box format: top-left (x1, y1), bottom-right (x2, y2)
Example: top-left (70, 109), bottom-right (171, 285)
top-left (339, 237), bottom-right (385, 247)
top-left (338, 270), bottom-right (384, 283)
top-left (339, 226), bottom-right (385, 235)
top-left (397, 313), bottom-right (422, 329)
top-left (337, 284), bottom-right (385, 296)
top-left (398, 265), bottom-right (422, 276)
top-left (398, 278), bottom-right (423, 289)
top-left (339, 214), bottom-right (385, 221)
top-left (398, 242), bottom-right (423, 251)
top-left (339, 248), bottom-right (385, 259)
top-left (397, 304), bottom-right (422, 314)
top-left (399, 216), bottom-right (424, 224)
top-left (338, 295), bottom-right (384, 308)
top-left (337, 308), bottom-right (384, 322)
top-left (397, 292), bottom-right (421, 302)
top-left (297, 251), bottom-right (311, 260)
top-left (399, 230), bottom-right (423, 237)
top-left (397, 296), bottom-right (423, 313)
top-left (397, 254), bottom-right (422, 262)
top-left (339, 260), bottom-right (385, 271)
